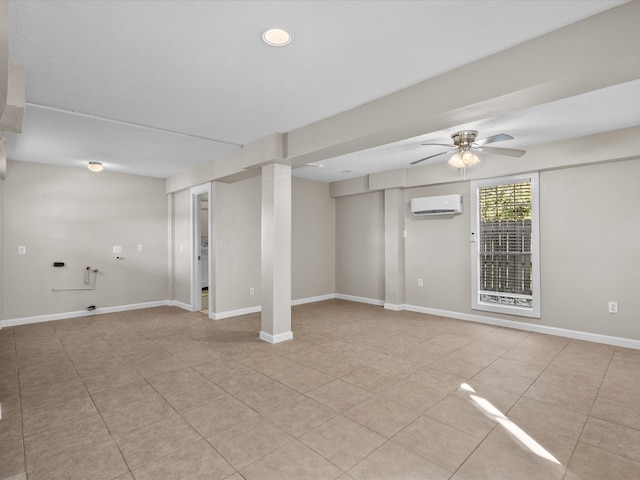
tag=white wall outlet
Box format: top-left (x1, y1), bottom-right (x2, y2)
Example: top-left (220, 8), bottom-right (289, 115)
top-left (417, 278), bottom-right (424, 287)
top-left (137, 244), bottom-right (144, 252)
top-left (608, 301), bottom-right (619, 314)
top-left (18, 246), bottom-right (26, 255)
top-left (249, 288), bottom-right (255, 296)
top-left (113, 245), bottom-right (122, 254)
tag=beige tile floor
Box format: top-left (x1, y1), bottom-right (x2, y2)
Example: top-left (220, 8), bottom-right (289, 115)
top-left (1, 299), bottom-right (640, 479)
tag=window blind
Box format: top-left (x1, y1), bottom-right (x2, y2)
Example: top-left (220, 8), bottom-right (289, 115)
top-left (478, 182), bottom-right (533, 307)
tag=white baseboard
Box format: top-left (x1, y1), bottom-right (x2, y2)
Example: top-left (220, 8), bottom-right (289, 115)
top-left (212, 305), bottom-right (261, 320)
top-left (403, 304), bottom-right (640, 350)
top-left (335, 294), bottom-right (385, 307)
top-left (169, 300), bottom-right (193, 311)
top-left (292, 294), bottom-right (336, 306)
top-left (93, 301), bottom-right (169, 314)
top-left (0, 301), bottom-right (170, 328)
top-left (213, 294), bottom-right (336, 319)
top-left (0, 293), bottom-right (365, 328)
top-left (5, 295), bottom-right (634, 350)
top-left (259, 330), bottom-right (294, 344)
top-left (384, 303), bottom-right (403, 311)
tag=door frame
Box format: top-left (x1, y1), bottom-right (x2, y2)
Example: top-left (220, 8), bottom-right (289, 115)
top-left (190, 183), bottom-right (211, 313)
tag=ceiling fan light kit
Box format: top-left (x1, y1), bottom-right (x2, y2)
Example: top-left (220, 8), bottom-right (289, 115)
top-left (448, 150), bottom-right (480, 169)
top-left (451, 130), bottom-right (479, 172)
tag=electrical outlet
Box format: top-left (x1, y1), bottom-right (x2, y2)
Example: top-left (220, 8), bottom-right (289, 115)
top-left (608, 301), bottom-right (618, 314)
top-left (137, 244), bottom-right (144, 252)
top-left (249, 288), bottom-right (255, 296)
top-left (113, 245), bottom-right (122, 254)
top-left (18, 246), bottom-right (26, 255)
top-left (417, 278), bottom-right (424, 287)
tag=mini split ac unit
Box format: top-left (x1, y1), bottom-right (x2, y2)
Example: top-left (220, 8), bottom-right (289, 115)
top-left (410, 194), bottom-right (463, 216)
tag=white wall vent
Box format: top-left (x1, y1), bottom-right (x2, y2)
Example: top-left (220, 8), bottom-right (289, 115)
top-left (411, 194), bottom-right (463, 216)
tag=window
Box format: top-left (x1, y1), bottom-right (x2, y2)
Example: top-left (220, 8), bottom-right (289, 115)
top-left (470, 173), bottom-right (540, 317)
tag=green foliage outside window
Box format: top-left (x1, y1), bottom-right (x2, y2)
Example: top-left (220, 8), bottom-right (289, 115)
top-left (479, 183), bottom-right (531, 222)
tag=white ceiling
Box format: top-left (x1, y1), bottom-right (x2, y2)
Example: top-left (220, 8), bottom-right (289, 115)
top-left (7, 0), bottom-right (637, 181)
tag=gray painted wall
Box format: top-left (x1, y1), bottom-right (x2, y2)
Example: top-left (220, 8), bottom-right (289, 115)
top-left (292, 178), bottom-right (335, 300)
top-left (0, 166), bottom-right (337, 322)
top-left (170, 175), bottom-right (337, 316)
top-left (5, 154), bottom-right (638, 344)
top-left (539, 159), bottom-right (640, 339)
top-left (172, 188), bottom-right (191, 306)
top-left (212, 177), bottom-right (262, 313)
top-left (335, 191), bottom-right (385, 301)
top-left (404, 183), bottom-right (471, 313)
top-left (334, 158), bottom-right (640, 340)
top-left (1, 161), bottom-right (168, 320)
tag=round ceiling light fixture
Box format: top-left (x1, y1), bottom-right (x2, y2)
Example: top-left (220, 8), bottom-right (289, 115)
top-left (262, 28), bottom-right (291, 47)
top-left (87, 161), bottom-right (104, 172)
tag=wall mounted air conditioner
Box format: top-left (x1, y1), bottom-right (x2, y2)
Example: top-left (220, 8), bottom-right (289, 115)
top-left (411, 194), bottom-right (463, 216)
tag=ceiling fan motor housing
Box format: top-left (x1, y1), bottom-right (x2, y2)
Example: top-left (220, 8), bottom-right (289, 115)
top-left (452, 130), bottom-right (478, 148)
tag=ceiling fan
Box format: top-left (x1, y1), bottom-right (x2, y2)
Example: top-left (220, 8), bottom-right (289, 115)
top-left (410, 130), bottom-right (526, 168)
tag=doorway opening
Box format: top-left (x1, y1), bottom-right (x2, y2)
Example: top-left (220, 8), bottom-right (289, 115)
top-left (191, 184), bottom-right (211, 315)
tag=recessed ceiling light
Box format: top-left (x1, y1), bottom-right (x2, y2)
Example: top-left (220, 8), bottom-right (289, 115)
top-left (87, 161), bottom-right (103, 172)
top-left (262, 28), bottom-right (291, 47)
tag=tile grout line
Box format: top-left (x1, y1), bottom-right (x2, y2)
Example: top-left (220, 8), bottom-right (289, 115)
top-left (12, 327), bottom-right (29, 480)
top-left (558, 340), bottom-right (614, 480)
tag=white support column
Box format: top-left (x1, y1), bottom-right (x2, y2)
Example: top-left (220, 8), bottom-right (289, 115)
top-left (260, 163), bottom-right (293, 343)
top-left (384, 188), bottom-right (405, 310)
top-left (0, 132), bottom-right (5, 180)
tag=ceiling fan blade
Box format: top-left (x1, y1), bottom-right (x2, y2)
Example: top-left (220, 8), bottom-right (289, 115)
top-left (481, 146), bottom-right (526, 157)
top-left (475, 133), bottom-right (514, 146)
top-left (420, 143), bottom-right (455, 147)
top-left (410, 150), bottom-right (454, 165)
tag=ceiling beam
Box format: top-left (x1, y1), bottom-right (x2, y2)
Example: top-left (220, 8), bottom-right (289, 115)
top-left (0, 62), bottom-right (25, 133)
top-left (166, 133), bottom-right (284, 193)
top-left (0, 2), bottom-right (24, 138)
